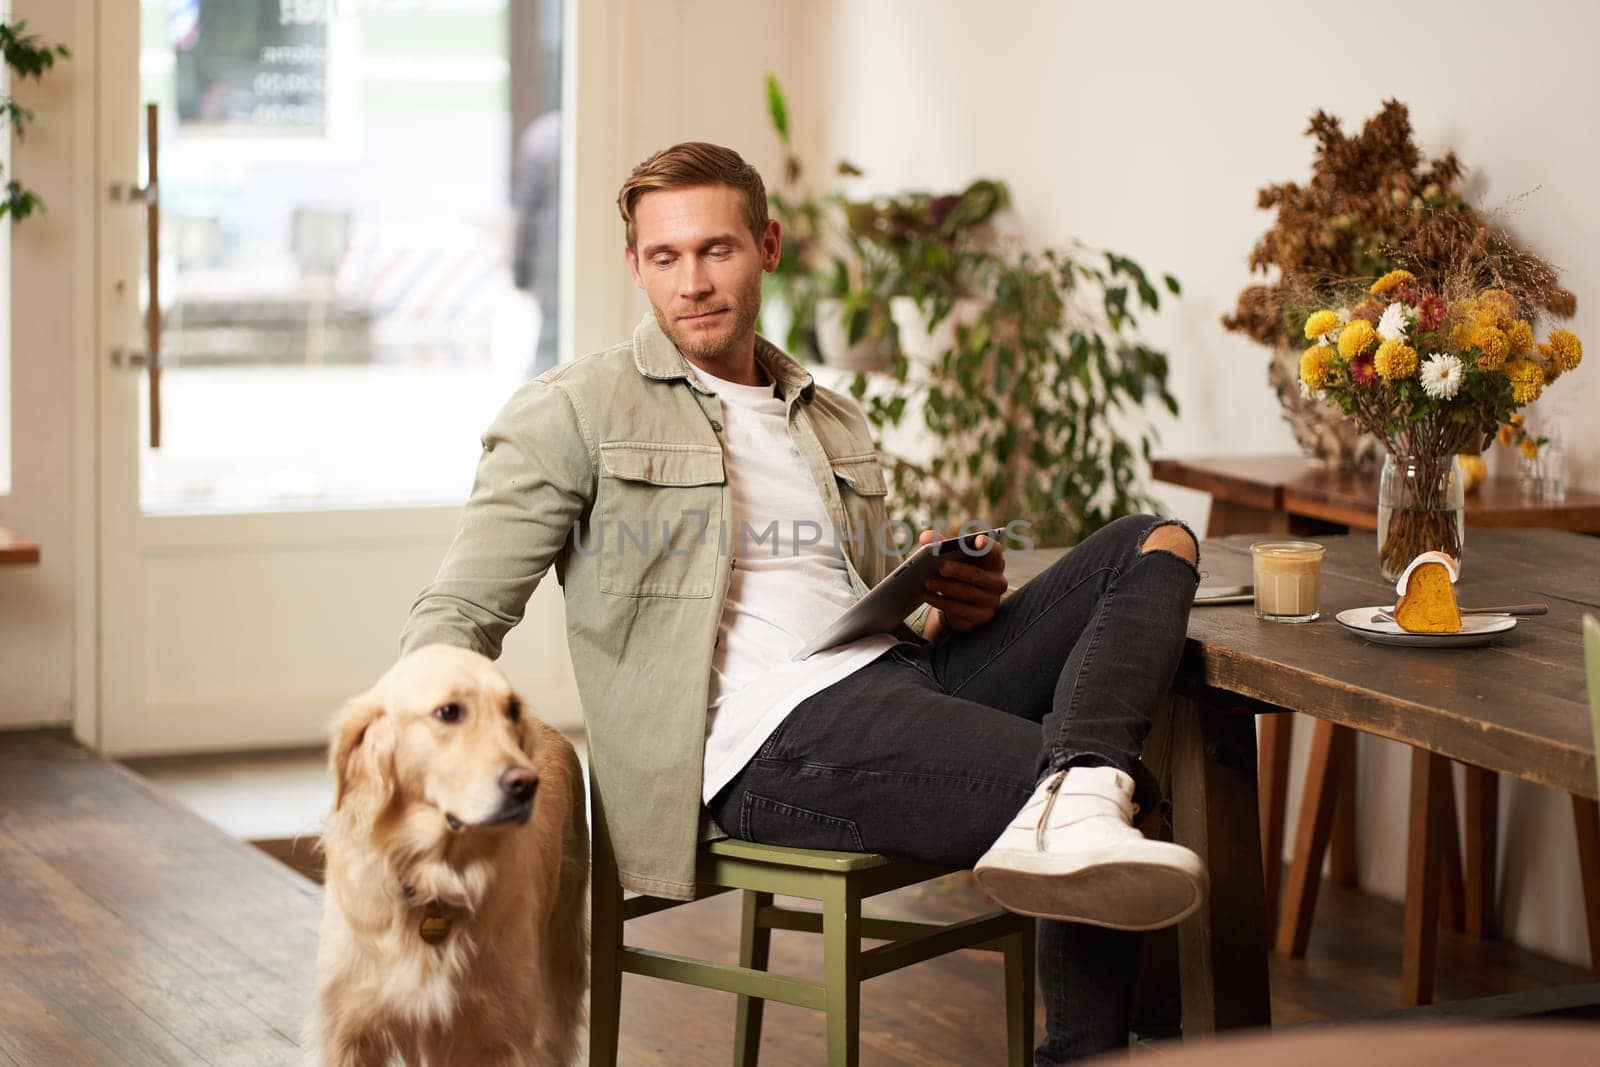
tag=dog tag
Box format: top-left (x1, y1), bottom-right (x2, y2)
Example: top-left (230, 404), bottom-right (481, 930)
top-left (419, 906), bottom-right (453, 945)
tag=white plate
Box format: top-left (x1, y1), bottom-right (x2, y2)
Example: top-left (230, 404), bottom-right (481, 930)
top-left (1334, 607), bottom-right (1517, 648)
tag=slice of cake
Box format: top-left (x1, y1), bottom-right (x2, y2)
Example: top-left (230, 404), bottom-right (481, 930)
top-left (1392, 551), bottom-right (1462, 633)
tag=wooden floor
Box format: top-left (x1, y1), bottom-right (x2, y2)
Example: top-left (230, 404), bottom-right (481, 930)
top-left (0, 731), bottom-right (320, 1066)
top-left (609, 871), bottom-right (1595, 1065)
top-left (1, 728), bottom-right (1595, 1065)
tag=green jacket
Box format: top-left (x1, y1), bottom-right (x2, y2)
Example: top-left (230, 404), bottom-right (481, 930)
top-left (401, 314), bottom-right (928, 899)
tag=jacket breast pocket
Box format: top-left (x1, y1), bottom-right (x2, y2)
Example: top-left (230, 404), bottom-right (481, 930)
top-left (594, 443), bottom-right (724, 598)
top-left (830, 453), bottom-right (890, 571)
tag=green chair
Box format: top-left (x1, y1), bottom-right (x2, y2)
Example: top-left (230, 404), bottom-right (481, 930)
top-left (587, 765), bottom-right (1037, 1066)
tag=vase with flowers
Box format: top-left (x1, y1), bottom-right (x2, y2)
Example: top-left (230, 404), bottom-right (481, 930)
top-left (1299, 269), bottom-right (1584, 580)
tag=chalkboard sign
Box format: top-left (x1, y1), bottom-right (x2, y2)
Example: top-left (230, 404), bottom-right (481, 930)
top-left (172, 0), bottom-right (329, 132)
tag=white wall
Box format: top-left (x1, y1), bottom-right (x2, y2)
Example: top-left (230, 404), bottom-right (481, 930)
top-left (795, 0), bottom-right (1596, 968)
top-left (604, 0), bottom-right (825, 332)
top-left (0, 0), bottom-right (93, 730)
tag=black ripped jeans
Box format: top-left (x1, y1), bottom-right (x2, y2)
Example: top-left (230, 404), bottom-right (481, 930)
top-left (707, 513), bottom-right (1201, 1064)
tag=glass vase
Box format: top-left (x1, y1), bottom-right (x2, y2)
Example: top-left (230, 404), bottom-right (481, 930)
top-left (1376, 452), bottom-right (1465, 582)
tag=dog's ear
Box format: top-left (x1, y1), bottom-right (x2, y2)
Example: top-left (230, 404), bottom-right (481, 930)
top-left (511, 689), bottom-right (539, 758)
top-left (330, 686), bottom-right (392, 811)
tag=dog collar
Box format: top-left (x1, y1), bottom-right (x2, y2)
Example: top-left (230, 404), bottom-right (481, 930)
top-left (403, 883), bottom-right (455, 945)
top-left (419, 902), bottom-right (454, 945)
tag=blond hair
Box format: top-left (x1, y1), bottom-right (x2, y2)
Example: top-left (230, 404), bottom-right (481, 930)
top-left (617, 142), bottom-right (768, 249)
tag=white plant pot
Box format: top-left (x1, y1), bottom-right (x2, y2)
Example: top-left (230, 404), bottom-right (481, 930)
top-left (815, 298), bottom-right (891, 372)
top-left (889, 296), bottom-right (985, 382)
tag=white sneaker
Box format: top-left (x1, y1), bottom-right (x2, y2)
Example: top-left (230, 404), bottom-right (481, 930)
top-left (973, 766), bottom-right (1207, 930)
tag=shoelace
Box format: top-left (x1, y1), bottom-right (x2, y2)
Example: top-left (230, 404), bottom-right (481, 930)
top-left (1032, 769), bottom-right (1140, 851)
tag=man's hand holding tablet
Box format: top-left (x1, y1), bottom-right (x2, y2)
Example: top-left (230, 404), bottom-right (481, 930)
top-left (916, 528), bottom-right (1009, 643)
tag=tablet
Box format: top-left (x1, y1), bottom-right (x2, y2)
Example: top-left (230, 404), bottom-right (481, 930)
top-left (791, 527), bottom-right (1007, 660)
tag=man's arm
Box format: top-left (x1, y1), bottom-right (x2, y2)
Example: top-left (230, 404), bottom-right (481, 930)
top-left (400, 379), bottom-right (594, 659)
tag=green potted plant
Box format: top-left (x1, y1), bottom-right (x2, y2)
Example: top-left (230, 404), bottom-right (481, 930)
top-left (856, 233), bottom-right (1181, 547)
top-left (1, 18), bottom-right (72, 221)
top-left (761, 74), bottom-right (861, 364)
top-left (841, 178), bottom-right (1007, 377)
top-left (759, 75), bottom-right (1180, 546)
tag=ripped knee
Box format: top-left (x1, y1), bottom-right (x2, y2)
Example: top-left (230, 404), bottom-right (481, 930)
top-left (1139, 519), bottom-right (1199, 568)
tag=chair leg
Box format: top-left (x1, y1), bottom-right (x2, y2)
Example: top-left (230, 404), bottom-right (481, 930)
top-left (1003, 919), bottom-right (1036, 1067)
top-left (821, 877), bottom-right (862, 1067)
top-left (1402, 749), bottom-right (1449, 1006)
top-left (733, 890), bottom-right (773, 1066)
top-left (1275, 720), bottom-right (1354, 957)
top-left (589, 775), bottom-right (624, 1067)
top-left (1464, 767), bottom-right (1499, 939)
top-left (1257, 712), bottom-right (1294, 930)
top-left (1572, 795), bottom-right (1600, 979)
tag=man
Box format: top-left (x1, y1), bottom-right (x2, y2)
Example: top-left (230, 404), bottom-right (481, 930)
top-left (402, 141), bottom-right (1206, 1062)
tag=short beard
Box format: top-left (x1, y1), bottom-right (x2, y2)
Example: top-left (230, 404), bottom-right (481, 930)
top-left (654, 275), bottom-right (763, 365)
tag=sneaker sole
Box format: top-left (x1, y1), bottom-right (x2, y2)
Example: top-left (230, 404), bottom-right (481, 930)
top-left (973, 842), bottom-right (1207, 931)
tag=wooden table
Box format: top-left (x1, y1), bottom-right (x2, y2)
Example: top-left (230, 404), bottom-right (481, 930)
top-left (0, 525), bottom-right (41, 565)
top-left (1012, 528), bottom-right (1599, 1033)
top-left (0, 731), bottom-right (319, 1064)
top-left (1155, 454), bottom-right (1600, 946)
top-left (1153, 454), bottom-right (1600, 538)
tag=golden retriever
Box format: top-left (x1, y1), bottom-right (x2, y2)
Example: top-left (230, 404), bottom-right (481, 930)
top-left (312, 644), bottom-right (588, 1066)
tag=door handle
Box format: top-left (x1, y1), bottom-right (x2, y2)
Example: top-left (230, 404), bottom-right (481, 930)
top-left (109, 103), bottom-right (162, 448)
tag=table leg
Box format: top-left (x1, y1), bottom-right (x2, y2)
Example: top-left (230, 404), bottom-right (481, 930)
top-left (1402, 749), bottom-right (1450, 1006)
top-left (1573, 795), bottom-right (1600, 979)
top-left (1438, 765), bottom-right (1466, 933)
top-left (1464, 767), bottom-right (1499, 939)
top-left (1170, 691), bottom-right (1272, 1034)
top-left (1257, 712), bottom-right (1293, 930)
top-left (1330, 748), bottom-right (1358, 887)
top-left (1275, 720), bottom-right (1354, 958)
top-left (1204, 501), bottom-right (1290, 539)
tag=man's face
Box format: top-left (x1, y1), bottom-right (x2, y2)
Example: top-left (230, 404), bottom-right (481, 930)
top-left (626, 184), bottom-right (781, 367)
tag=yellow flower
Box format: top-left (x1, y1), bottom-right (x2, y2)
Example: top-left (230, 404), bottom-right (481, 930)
top-left (1452, 297), bottom-right (1480, 320)
top-left (1472, 324), bottom-right (1510, 370)
top-left (1371, 269), bottom-right (1416, 295)
top-left (1504, 359), bottom-right (1544, 404)
top-left (1374, 338), bottom-right (1418, 380)
top-left (1477, 288), bottom-right (1516, 318)
top-left (1519, 437), bottom-right (1540, 459)
top-left (1506, 319), bottom-right (1534, 355)
top-left (1299, 344), bottom-right (1337, 389)
top-left (1497, 423), bottom-right (1515, 446)
top-left (1337, 319), bottom-right (1378, 361)
top-left (1448, 321), bottom-right (1477, 350)
top-left (1304, 309), bottom-right (1342, 341)
top-left (1548, 328), bottom-right (1583, 371)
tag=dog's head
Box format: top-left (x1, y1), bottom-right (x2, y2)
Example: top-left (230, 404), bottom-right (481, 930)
top-left (331, 644), bottom-right (540, 833)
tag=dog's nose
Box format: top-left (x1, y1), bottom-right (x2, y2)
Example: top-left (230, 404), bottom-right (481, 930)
top-left (500, 767), bottom-right (538, 803)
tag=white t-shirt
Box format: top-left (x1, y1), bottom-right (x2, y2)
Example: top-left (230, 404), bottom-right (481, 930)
top-left (687, 361), bottom-right (899, 804)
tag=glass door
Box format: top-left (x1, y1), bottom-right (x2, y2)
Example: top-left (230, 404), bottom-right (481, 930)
top-left (93, 0), bottom-right (579, 756)
top-left (139, 0), bottom-right (562, 513)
